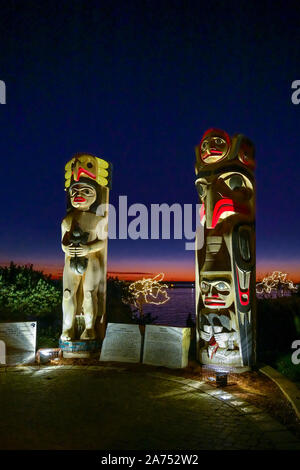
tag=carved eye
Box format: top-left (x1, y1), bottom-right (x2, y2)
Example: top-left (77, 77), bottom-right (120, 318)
top-left (223, 174), bottom-right (245, 190)
top-left (195, 180), bottom-right (207, 198)
top-left (201, 281), bottom-right (210, 292)
top-left (201, 140), bottom-right (208, 150)
top-left (87, 162), bottom-right (93, 168)
top-left (83, 188), bottom-right (94, 196)
top-left (214, 137), bottom-right (224, 145)
top-left (229, 175), bottom-right (244, 189)
top-left (215, 282), bottom-right (229, 291)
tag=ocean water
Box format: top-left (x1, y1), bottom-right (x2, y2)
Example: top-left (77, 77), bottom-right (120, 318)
top-left (142, 287), bottom-right (196, 327)
top-left (141, 287), bottom-right (297, 327)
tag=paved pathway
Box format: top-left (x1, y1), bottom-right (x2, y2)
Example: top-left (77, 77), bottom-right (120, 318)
top-left (0, 365), bottom-right (300, 450)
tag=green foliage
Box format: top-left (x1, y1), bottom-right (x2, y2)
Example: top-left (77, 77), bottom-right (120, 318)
top-left (294, 315), bottom-right (300, 335)
top-left (0, 262), bottom-right (61, 322)
top-left (275, 353), bottom-right (300, 382)
top-left (37, 325), bottom-right (61, 349)
top-left (257, 295), bottom-right (300, 382)
top-left (0, 265), bottom-right (164, 348)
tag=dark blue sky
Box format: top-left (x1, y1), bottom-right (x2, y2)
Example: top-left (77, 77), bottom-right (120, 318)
top-left (0, 1), bottom-right (299, 279)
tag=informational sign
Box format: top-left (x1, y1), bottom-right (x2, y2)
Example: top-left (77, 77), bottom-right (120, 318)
top-left (100, 323), bottom-right (142, 363)
top-left (0, 322), bottom-right (37, 365)
top-left (143, 325), bottom-right (191, 369)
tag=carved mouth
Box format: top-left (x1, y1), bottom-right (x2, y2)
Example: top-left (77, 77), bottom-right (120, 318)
top-left (205, 297), bottom-right (226, 306)
top-left (202, 149), bottom-right (223, 160)
top-left (74, 197), bottom-right (86, 202)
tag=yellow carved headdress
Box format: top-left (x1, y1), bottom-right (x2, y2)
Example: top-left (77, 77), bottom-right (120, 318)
top-left (64, 153), bottom-right (112, 189)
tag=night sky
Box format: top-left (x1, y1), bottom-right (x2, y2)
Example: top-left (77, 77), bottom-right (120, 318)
top-left (0, 1), bottom-right (299, 281)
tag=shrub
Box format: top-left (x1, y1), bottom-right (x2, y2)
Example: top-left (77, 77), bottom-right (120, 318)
top-left (0, 262), bottom-right (61, 322)
top-left (276, 353), bottom-right (300, 382)
top-left (257, 295), bottom-right (300, 365)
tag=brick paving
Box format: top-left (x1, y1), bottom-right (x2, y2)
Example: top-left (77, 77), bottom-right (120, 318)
top-left (0, 365), bottom-right (299, 450)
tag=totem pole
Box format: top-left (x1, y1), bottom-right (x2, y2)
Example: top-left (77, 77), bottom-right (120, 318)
top-left (59, 153), bottom-right (112, 357)
top-left (195, 129), bottom-right (255, 368)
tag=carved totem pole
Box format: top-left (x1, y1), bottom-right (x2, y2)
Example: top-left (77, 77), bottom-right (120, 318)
top-left (60, 153), bottom-right (112, 356)
top-left (195, 129), bottom-right (255, 368)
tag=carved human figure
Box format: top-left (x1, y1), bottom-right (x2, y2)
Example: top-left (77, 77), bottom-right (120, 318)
top-left (198, 275), bottom-right (240, 362)
top-left (195, 128), bottom-right (255, 367)
top-left (61, 153), bottom-right (112, 342)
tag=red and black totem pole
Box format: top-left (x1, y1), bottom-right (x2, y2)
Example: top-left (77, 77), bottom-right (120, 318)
top-left (195, 128), bottom-right (256, 368)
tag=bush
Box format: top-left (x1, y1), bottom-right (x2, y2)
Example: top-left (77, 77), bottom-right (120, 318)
top-left (0, 262), bottom-right (61, 322)
top-left (257, 295), bottom-right (300, 379)
top-left (276, 353), bottom-right (300, 382)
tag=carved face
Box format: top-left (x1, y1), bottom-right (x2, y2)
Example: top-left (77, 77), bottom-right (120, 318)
top-left (200, 278), bottom-right (234, 309)
top-left (70, 183), bottom-right (97, 211)
top-left (65, 154), bottom-right (109, 189)
top-left (199, 129), bottom-right (231, 164)
top-left (196, 171), bottom-right (254, 229)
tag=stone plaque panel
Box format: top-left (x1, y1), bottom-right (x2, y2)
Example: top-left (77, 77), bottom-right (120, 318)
top-left (0, 322), bottom-right (37, 365)
top-left (100, 323), bottom-right (142, 363)
top-left (143, 325), bottom-right (191, 369)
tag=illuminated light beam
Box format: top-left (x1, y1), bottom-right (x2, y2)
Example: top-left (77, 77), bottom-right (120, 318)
top-left (256, 271), bottom-right (298, 297)
top-left (128, 273), bottom-right (170, 318)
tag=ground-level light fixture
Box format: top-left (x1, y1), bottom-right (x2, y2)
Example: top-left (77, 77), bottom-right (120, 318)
top-left (36, 348), bottom-right (62, 364)
top-left (203, 364), bottom-right (230, 387)
top-left (215, 371), bottom-right (228, 387)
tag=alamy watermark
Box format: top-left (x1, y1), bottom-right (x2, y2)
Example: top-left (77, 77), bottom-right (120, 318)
top-left (291, 80), bottom-right (300, 105)
top-left (95, 196), bottom-right (204, 250)
top-left (0, 80), bottom-right (6, 104)
top-left (291, 340), bottom-right (300, 365)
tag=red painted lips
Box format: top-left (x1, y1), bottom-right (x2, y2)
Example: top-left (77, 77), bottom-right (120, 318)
top-left (202, 149), bottom-right (223, 160)
top-left (205, 296), bottom-right (226, 306)
top-left (74, 197), bottom-right (86, 202)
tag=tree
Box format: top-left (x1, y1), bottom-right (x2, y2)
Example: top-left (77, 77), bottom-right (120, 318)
top-left (106, 276), bottom-right (136, 324)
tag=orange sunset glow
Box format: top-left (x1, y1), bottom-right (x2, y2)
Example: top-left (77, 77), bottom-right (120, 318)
top-left (1, 257), bottom-right (299, 283)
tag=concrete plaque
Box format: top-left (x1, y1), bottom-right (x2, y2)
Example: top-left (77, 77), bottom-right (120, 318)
top-left (143, 325), bottom-right (191, 369)
top-left (0, 322), bottom-right (37, 365)
top-left (100, 323), bottom-right (142, 363)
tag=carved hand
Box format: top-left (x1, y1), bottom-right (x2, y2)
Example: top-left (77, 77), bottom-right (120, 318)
top-left (68, 244), bottom-right (90, 257)
top-left (61, 244), bottom-right (74, 256)
top-left (62, 243), bottom-right (89, 257)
